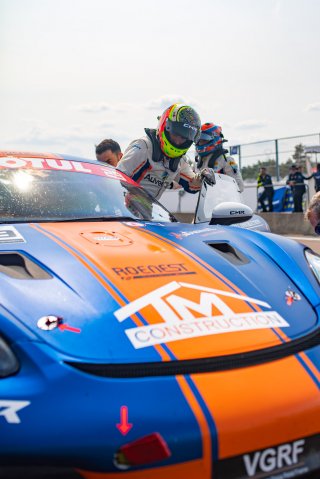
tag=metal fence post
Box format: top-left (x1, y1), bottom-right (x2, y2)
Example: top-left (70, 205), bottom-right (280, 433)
top-left (275, 139), bottom-right (280, 181)
top-left (238, 145), bottom-right (242, 170)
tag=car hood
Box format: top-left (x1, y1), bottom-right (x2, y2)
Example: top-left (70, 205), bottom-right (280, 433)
top-left (0, 221), bottom-right (319, 362)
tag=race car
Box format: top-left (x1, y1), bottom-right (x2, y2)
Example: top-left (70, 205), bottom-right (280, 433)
top-left (0, 150), bottom-right (319, 479)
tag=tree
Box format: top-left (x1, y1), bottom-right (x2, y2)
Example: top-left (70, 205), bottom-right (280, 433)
top-left (291, 143), bottom-right (305, 164)
top-left (241, 160), bottom-right (276, 181)
top-left (240, 144), bottom-right (309, 181)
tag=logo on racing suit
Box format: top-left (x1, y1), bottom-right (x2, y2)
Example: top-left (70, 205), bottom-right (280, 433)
top-left (144, 172), bottom-right (171, 189)
top-left (144, 174), bottom-right (164, 187)
top-left (114, 281), bottom-right (289, 349)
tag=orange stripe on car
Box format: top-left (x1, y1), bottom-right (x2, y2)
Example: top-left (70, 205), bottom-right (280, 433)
top-left (298, 351), bottom-right (320, 382)
top-left (191, 355), bottom-right (320, 458)
top-left (175, 375), bottom-right (212, 477)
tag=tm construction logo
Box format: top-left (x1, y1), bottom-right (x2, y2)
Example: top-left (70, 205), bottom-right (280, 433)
top-left (114, 281), bottom-right (289, 349)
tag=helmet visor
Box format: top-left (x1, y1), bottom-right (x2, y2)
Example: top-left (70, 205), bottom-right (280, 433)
top-left (166, 119), bottom-right (200, 143)
top-left (199, 130), bottom-right (221, 143)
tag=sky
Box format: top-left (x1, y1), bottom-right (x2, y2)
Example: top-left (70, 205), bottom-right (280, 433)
top-left (1, 0), bottom-right (320, 161)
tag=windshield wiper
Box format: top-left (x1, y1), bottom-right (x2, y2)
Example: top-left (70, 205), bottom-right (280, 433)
top-left (1, 215), bottom-right (178, 224)
top-left (56, 216), bottom-right (140, 223)
top-left (0, 216), bottom-right (140, 224)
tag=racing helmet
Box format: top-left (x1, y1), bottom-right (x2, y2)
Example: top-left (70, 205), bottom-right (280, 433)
top-left (157, 104), bottom-right (201, 159)
top-left (196, 122), bottom-right (225, 158)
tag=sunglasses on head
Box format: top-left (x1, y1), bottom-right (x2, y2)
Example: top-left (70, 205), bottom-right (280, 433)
top-left (315, 223), bottom-right (320, 235)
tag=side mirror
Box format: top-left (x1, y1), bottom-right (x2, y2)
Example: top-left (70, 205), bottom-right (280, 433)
top-left (210, 201), bottom-right (253, 225)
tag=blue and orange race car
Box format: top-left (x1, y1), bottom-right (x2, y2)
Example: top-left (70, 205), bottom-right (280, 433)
top-left (0, 151), bottom-right (319, 479)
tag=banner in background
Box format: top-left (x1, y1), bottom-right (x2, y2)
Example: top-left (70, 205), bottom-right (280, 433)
top-left (258, 186), bottom-right (294, 213)
top-left (230, 146), bottom-right (240, 155)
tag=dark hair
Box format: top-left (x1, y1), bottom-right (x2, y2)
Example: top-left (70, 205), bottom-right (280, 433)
top-left (95, 139), bottom-right (121, 155)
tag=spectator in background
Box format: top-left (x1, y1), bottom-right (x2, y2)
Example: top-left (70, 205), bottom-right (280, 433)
top-left (286, 164), bottom-right (308, 212)
top-left (257, 167), bottom-right (274, 212)
top-left (305, 191), bottom-right (320, 234)
top-left (286, 164), bottom-right (296, 187)
top-left (95, 139), bottom-right (123, 167)
top-left (307, 163), bottom-right (320, 193)
top-left (195, 122), bottom-right (244, 192)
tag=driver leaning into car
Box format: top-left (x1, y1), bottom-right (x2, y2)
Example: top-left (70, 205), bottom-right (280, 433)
top-left (195, 122), bottom-right (244, 193)
top-left (117, 104), bottom-right (215, 200)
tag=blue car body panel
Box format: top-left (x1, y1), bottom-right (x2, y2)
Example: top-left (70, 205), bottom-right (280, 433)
top-left (0, 152), bottom-right (319, 479)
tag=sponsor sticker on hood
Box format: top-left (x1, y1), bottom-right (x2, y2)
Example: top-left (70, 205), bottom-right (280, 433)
top-left (0, 226), bottom-right (25, 243)
top-left (114, 281), bottom-right (289, 349)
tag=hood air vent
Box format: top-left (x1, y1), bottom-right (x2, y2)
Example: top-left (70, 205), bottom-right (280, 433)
top-left (206, 242), bottom-right (250, 266)
top-left (0, 253), bottom-right (52, 279)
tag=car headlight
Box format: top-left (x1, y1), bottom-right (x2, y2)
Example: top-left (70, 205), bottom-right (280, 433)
top-left (305, 249), bottom-right (320, 284)
top-left (0, 336), bottom-right (19, 378)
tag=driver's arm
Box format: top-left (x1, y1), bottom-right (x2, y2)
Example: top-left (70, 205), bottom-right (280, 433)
top-left (176, 158), bottom-right (202, 193)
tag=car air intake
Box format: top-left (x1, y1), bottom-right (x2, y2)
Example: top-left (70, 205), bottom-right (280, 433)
top-left (0, 253), bottom-right (52, 279)
top-left (206, 242), bottom-right (250, 265)
top-left (65, 329), bottom-right (320, 378)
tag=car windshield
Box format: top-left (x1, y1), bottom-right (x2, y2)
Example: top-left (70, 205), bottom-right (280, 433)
top-left (195, 173), bottom-right (242, 223)
top-left (0, 163), bottom-right (176, 223)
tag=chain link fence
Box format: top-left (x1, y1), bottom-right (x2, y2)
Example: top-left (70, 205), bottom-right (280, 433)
top-left (228, 133), bottom-right (320, 212)
top-left (230, 133), bottom-right (320, 211)
top-left (163, 133), bottom-right (320, 214)
top-left (229, 132), bottom-right (320, 181)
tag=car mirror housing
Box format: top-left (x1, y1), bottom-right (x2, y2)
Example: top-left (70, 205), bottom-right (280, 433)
top-left (209, 201), bottom-right (253, 225)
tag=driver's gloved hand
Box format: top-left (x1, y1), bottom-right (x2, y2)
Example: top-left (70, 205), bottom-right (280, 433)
top-left (200, 168), bottom-right (216, 186)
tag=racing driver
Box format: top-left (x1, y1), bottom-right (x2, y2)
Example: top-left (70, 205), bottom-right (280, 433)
top-left (117, 104), bottom-right (215, 200)
top-left (195, 122), bottom-right (244, 193)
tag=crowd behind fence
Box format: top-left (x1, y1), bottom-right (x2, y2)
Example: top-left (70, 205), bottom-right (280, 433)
top-left (229, 132), bottom-right (320, 181)
top-left (228, 132), bottom-right (320, 212)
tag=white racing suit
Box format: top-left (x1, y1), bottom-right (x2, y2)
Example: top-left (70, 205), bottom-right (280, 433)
top-left (117, 129), bottom-right (203, 200)
top-left (196, 148), bottom-right (244, 193)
